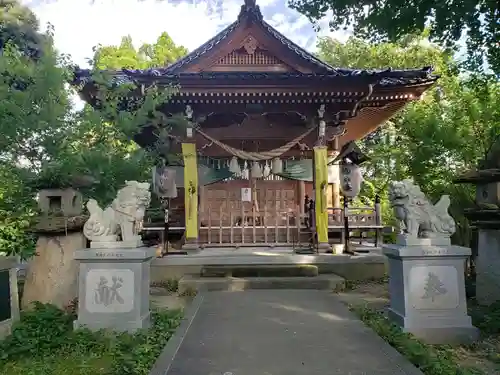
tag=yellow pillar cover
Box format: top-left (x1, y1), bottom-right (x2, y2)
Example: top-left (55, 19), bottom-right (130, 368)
top-left (182, 143), bottom-right (198, 239)
top-left (314, 146), bottom-right (328, 243)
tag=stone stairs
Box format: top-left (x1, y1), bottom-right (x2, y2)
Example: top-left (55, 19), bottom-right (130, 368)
top-left (178, 264), bottom-right (345, 294)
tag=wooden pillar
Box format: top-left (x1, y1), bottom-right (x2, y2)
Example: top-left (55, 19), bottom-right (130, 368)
top-left (182, 106), bottom-right (200, 251)
top-left (328, 138), bottom-right (341, 211)
top-left (298, 180), bottom-right (305, 214)
top-left (313, 146), bottom-right (329, 251)
top-left (313, 109), bottom-right (330, 252)
top-left (199, 185), bottom-right (206, 218)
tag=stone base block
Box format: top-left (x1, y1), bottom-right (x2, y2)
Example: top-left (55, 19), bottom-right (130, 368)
top-left (388, 308), bottom-right (479, 345)
top-left (182, 240), bottom-right (200, 251)
top-left (317, 242), bottom-right (331, 253)
top-left (22, 233), bottom-right (83, 309)
top-left (476, 229), bottom-right (500, 306)
top-left (74, 247), bottom-right (156, 333)
top-left (396, 235), bottom-right (431, 246)
top-left (383, 243), bottom-right (478, 345)
top-left (395, 235), bottom-right (452, 247)
top-left (90, 236), bottom-right (143, 249)
top-left (74, 311), bottom-right (151, 332)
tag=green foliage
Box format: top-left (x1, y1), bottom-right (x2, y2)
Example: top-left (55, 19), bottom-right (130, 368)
top-left (0, 302), bottom-right (74, 361)
top-left (151, 278), bottom-right (180, 293)
top-left (108, 310), bottom-right (182, 375)
top-left (469, 301), bottom-right (500, 335)
top-left (0, 16), bottom-right (70, 259)
top-left (0, 219), bottom-right (35, 258)
top-left (0, 40), bottom-right (72, 165)
top-left (290, 0), bottom-right (500, 75)
top-left (318, 35), bottom-right (499, 246)
top-left (352, 306), bottom-right (485, 374)
top-left (0, 302), bottom-right (183, 375)
top-left (93, 32), bottom-right (188, 70)
top-left (0, 0), bottom-right (45, 60)
top-left (0, 12), bottom-right (189, 256)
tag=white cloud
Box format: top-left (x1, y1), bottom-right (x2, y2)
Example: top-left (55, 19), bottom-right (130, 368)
top-left (25, 0), bottom-right (350, 68)
top-left (26, 0), bottom-right (235, 67)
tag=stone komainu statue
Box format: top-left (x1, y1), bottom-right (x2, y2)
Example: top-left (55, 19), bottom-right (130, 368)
top-left (388, 179), bottom-right (456, 239)
top-left (83, 181), bottom-right (151, 244)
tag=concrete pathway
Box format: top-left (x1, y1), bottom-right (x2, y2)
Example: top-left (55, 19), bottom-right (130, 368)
top-left (151, 290), bottom-right (423, 375)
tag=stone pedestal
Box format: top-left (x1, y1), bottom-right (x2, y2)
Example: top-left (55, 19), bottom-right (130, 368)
top-left (89, 235), bottom-right (143, 249)
top-left (74, 246), bottom-right (156, 332)
top-left (182, 238), bottom-right (200, 251)
top-left (476, 229), bottom-right (500, 305)
top-left (22, 232), bottom-right (84, 309)
top-left (383, 242), bottom-right (479, 344)
top-left (317, 242), bottom-right (332, 253)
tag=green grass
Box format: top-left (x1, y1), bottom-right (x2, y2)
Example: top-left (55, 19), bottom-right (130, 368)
top-left (0, 302), bottom-right (183, 375)
top-left (2, 353), bottom-right (113, 375)
top-left (351, 305), bottom-right (487, 375)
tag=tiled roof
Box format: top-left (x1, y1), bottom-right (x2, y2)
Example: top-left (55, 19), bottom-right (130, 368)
top-left (72, 69), bottom-right (438, 88)
top-left (163, 2), bottom-right (337, 73)
top-left (72, 2), bottom-right (438, 89)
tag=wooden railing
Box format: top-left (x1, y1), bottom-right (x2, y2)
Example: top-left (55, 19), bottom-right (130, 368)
top-left (143, 200), bottom-right (382, 247)
top-left (199, 205), bottom-right (301, 246)
top-left (327, 206), bottom-right (381, 227)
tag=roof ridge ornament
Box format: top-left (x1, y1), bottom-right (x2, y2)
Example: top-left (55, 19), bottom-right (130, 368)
top-left (239, 0), bottom-right (263, 22)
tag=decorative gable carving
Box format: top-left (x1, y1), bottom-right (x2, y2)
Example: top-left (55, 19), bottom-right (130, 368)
top-left (218, 49), bottom-right (280, 65)
top-left (206, 47), bottom-right (296, 72)
top-left (242, 35), bottom-right (258, 55)
top-left (199, 33), bottom-right (297, 72)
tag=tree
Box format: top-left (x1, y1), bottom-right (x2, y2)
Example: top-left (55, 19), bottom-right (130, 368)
top-left (0, 24), bottom-right (188, 259)
top-left (0, 0), bottom-right (45, 60)
top-left (76, 32), bottom-right (188, 203)
top-left (0, 3), bottom-right (71, 258)
top-left (0, 40), bottom-right (72, 165)
top-left (93, 32), bottom-right (188, 70)
top-left (317, 34), bottom-right (500, 245)
top-left (290, 0), bottom-right (500, 75)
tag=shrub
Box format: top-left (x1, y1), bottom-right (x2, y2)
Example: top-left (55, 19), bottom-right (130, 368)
top-left (0, 302), bottom-right (183, 375)
top-left (352, 306), bottom-right (485, 375)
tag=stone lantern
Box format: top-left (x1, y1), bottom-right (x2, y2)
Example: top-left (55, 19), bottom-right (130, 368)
top-left (23, 173), bottom-right (96, 311)
top-left (454, 140), bottom-right (500, 305)
top-left (38, 188), bottom-right (83, 216)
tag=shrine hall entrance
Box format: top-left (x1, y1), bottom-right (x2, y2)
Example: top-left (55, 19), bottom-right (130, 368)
top-left (199, 179), bottom-right (304, 246)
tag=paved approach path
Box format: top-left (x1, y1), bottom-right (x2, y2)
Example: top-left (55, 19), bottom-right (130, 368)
top-left (153, 290), bottom-right (423, 375)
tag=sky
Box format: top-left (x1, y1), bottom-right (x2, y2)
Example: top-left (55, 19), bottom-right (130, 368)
top-left (24, 0), bottom-right (350, 69)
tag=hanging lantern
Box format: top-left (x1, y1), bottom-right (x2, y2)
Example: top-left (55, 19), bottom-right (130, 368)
top-left (271, 157), bottom-right (283, 174)
top-left (251, 161), bottom-right (263, 178)
top-left (339, 162), bottom-right (363, 198)
top-left (242, 161), bottom-right (249, 180)
top-left (229, 156), bottom-right (241, 175)
top-left (263, 161), bottom-right (271, 178)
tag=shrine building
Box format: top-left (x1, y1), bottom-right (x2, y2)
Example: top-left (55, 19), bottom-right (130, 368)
top-left (73, 0), bottom-right (438, 252)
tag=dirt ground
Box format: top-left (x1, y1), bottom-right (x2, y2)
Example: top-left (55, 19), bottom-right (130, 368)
top-left (150, 286), bottom-right (194, 310)
top-left (336, 280), bottom-right (500, 375)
